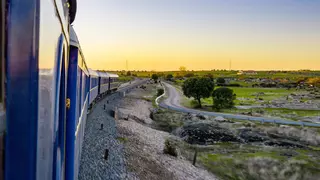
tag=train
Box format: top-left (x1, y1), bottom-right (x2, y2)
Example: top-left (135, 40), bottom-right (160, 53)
top-left (0, 0), bottom-right (118, 180)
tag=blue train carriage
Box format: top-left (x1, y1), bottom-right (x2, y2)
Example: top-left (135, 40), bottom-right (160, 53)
top-left (96, 71), bottom-right (119, 95)
top-left (97, 71), bottom-right (109, 95)
top-left (88, 69), bottom-right (100, 105)
top-left (95, 71), bottom-right (119, 97)
top-left (108, 73), bottom-right (120, 91)
top-left (67, 25), bottom-right (90, 180)
top-left (3, 0), bottom-right (78, 180)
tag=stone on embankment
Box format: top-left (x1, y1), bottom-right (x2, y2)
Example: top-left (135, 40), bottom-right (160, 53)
top-left (238, 128), bottom-right (270, 143)
top-left (264, 140), bottom-right (308, 149)
top-left (179, 122), bottom-right (240, 145)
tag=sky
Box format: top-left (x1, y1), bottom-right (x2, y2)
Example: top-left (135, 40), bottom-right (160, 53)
top-left (73, 0), bottom-right (320, 71)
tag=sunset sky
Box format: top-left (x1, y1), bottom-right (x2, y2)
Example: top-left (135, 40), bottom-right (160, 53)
top-left (73, 0), bottom-right (320, 71)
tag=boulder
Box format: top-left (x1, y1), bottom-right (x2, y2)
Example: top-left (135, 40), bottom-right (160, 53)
top-left (238, 128), bottom-right (269, 142)
top-left (214, 116), bottom-right (226, 121)
top-left (264, 140), bottom-right (308, 149)
top-left (196, 113), bottom-right (206, 120)
top-left (179, 123), bottom-right (240, 145)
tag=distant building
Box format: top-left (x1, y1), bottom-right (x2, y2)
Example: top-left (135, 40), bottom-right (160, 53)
top-left (237, 70), bottom-right (258, 75)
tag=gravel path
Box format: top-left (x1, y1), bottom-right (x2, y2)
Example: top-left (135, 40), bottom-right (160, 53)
top-left (116, 82), bottom-right (217, 180)
top-left (117, 119), bottom-right (218, 180)
top-left (78, 93), bottom-right (130, 180)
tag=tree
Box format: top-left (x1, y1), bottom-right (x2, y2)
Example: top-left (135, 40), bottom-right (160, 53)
top-left (205, 73), bottom-right (214, 81)
top-left (216, 77), bottom-right (226, 84)
top-left (151, 74), bottom-right (159, 82)
top-left (179, 66), bottom-right (187, 72)
top-left (184, 73), bottom-right (194, 78)
top-left (126, 71), bottom-right (131, 76)
top-left (182, 77), bottom-right (214, 108)
top-left (166, 74), bottom-right (173, 80)
top-left (212, 87), bottom-right (236, 111)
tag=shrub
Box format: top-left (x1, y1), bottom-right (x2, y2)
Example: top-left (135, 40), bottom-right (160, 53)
top-left (217, 77), bottom-right (226, 84)
top-left (151, 74), bottom-right (159, 82)
top-left (217, 83), bottom-right (241, 87)
top-left (163, 139), bottom-right (178, 157)
top-left (166, 74), bottom-right (173, 80)
top-left (157, 88), bottom-right (164, 96)
top-left (212, 87), bottom-right (236, 111)
top-left (184, 73), bottom-right (195, 78)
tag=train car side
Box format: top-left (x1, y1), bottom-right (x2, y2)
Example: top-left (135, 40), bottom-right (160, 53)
top-left (88, 69), bottom-right (99, 105)
top-left (3, 0), bottom-right (76, 180)
top-left (66, 26), bottom-right (90, 180)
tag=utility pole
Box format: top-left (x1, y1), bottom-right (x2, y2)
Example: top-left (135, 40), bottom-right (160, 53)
top-left (229, 59), bottom-right (232, 71)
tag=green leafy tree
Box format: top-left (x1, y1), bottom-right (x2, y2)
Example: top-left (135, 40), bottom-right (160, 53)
top-left (126, 71), bottom-right (131, 76)
top-left (205, 73), bottom-right (214, 81)
top-left (166, 74), bottom-right (173, 80)
top-left (182, 77), bottom-right (214, 108)
top-left (212, 87), bottom-right (236, 111)
top-left (216, 77), bottom-right (226, 84)
top-left (151, 74), bottom-right (159, 82)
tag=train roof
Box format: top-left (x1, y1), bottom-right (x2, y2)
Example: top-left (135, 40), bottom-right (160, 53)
top-left (88, 69), bottom-right (99, 77)
top-left (97, 71), bottom-right (109, 78)
top-left (108, 73), bottom-right (119, 78)
top-left (97, 71), bottom-right (119, 78)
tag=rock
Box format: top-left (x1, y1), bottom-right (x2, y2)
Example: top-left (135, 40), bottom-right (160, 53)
top-left (279, 125), bottom-right (290, 128)
top-left (214, 116), bottom-right (226, 121)
top-left (163, 139), bottom-right (179, 157)
top-left (264, 140), bottom-right (308, 149)
top-left (243, 122), bottom-right (256, 128)
top-left (196, 114), bottom-right (206, 120)
top-left (179, 123), bottom-right (240, 145)
top-left (238, 128), bottom-right (269, 142)
top-left (280, 151), bottom-right (298, 157)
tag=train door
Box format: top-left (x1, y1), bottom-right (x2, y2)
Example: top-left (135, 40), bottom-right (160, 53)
top-left (52, 36), bottom-right (67, 180)
top-left (0, 0), bottom-right (5, 178)
top-left (108, 77), bottom-right (111, 90)
top-left (66, 46), bottom-right (79, 180)
top-left (98, 77), bottom-right (101, 95)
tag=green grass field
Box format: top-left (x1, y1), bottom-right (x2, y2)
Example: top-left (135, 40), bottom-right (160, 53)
top-left (112, 70), bottom-right (320, 80)
top-left (194, 87), bottom-right (297, 107)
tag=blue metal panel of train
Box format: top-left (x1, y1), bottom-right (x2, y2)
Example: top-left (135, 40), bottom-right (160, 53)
top-left (0, 0), bottom-right (119, 179)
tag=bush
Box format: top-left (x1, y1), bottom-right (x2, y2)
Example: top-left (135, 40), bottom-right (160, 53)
top-left (212, 87), bottom-right (236, 110)
top-left (166, 74), bottom-right (173, 80)
top-left (151, 74), bottom-right (159, 82)
top-left (157, 88), bottom-right (164, 96)
top-left (184, 73), bottom-right (194, 78)
top-left (163, 139), bottom-right (178, 157)
top-left (217, 83), bottom-right (241, 87)
top-left (217, 77), bottom-right (226, 84)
